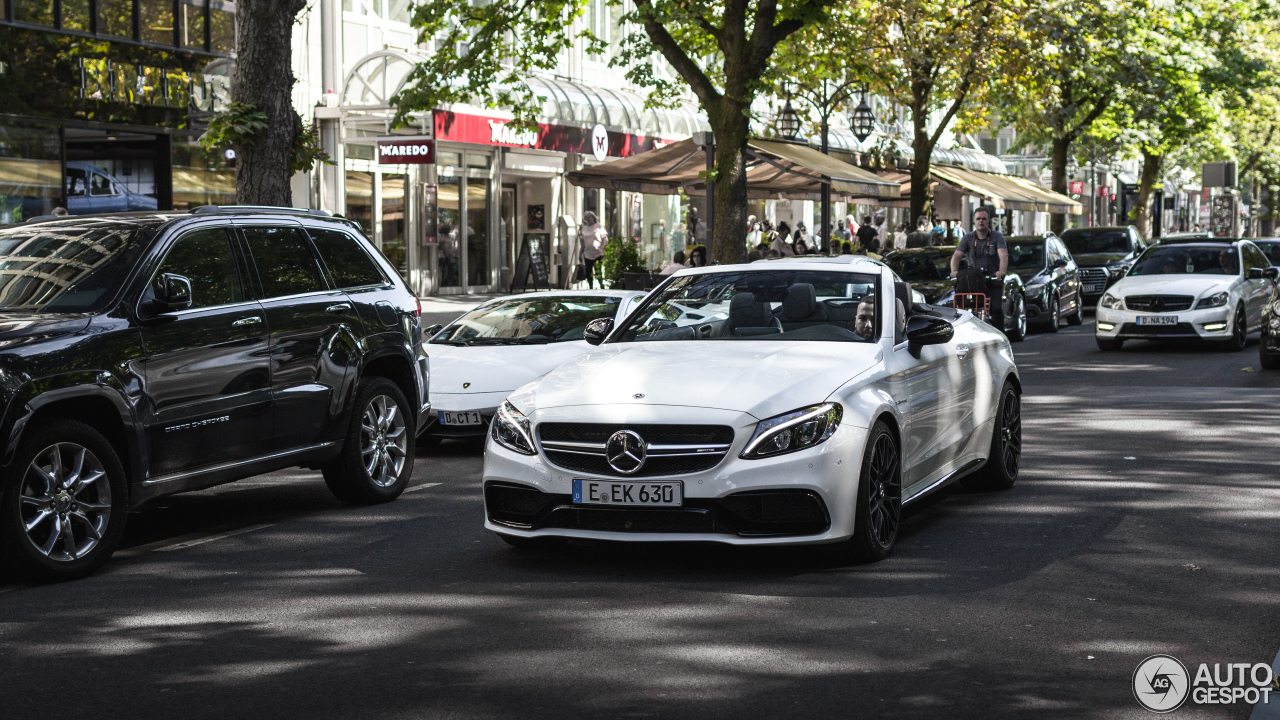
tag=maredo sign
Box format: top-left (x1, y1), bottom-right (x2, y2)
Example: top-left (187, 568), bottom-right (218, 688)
top-left (432, 109), bottom-right (660, 159)
top-left (377, 137), bottom-right (434, 164)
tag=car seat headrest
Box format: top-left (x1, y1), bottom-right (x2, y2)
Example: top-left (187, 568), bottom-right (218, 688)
top-left (782, 283), bottom-right (817, 318)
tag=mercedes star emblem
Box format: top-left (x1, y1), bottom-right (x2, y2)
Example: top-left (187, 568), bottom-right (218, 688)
top-left (463, 382), bottom-right (471, 389)
top-left (633, 393), bottom-right (645, 399)
top-left (605, 429), bottom-right (647, 475)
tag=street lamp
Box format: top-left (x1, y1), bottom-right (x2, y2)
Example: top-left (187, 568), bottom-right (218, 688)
top-left (778, 98), bottom-right (802, 140)
top-left (849, 89), bottom-right (875, 143)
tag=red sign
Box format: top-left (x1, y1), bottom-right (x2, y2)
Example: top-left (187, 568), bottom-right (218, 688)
top-left (1097, 186), bottom-right (1111, 197)
top-left (378, 138), bottom-right (434, 164)
top-left (433, 110), bottom-right (661, 158)
top-left (1068, 181), bottom-right (1084, 195)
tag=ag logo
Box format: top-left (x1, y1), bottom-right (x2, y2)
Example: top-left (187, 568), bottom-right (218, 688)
top-left (1133, 654), bottom-right (1190, 713)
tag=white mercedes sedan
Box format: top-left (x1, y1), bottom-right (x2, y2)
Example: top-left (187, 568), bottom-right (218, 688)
top-left (422, 290), bottom-right (647, 442)
top-left (1095, 238), bottom-right (1278, 351)
top-left (481, 258), bottom-right (1022, 563)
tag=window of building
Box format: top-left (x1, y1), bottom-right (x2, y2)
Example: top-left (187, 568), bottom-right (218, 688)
top-left (180, 0), bottom-right (207, 48)
top-left (62, 0), bottom-right (92, 30)
top-left (141, 0), bottom-right (175, 44)
top-left (14, 1), bottom-right (55, 26)
top-left (98, 0), bottom-right (136, 39)
top-left (209, 1), bottom-right (236, 52)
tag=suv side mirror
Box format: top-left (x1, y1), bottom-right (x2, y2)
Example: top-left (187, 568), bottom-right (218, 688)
top-left (1264, 267), bottom-right (1279, 281)
top-left (905, 315), bottom-right (954, 358)
top-left (424, 323), bottom-right (444, 338)
top-left (1053, 258), bottom-right (1068, 269)
top-left (153, 273), bottom-right (192, 312)
top-left (583, 317), bottom-right (614, 346)
top-left (1249, 267), bottom-right (1265, 280)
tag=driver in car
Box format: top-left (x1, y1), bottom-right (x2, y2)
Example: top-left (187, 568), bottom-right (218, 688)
top-left (855, 296), bottom-right (876, 340)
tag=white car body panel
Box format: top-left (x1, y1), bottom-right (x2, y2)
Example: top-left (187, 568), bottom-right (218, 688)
top-left (483, 260), bottom-right (1019, 546)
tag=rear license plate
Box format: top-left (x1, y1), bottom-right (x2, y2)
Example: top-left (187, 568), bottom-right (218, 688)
top-left (440, 411), bottom-right (482, 425)
top-left (1084, 283), bottom-right (1104, 293)
top-left (572, 479), bottom-right (682, 507)
top-left (1137, 315), bottom-right (1178, 325)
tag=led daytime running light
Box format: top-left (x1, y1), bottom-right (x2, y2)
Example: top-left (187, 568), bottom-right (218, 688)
top-left (741, 403), bottom-right (843, 459)
top-left (491, 401), bottom-right (536, 455)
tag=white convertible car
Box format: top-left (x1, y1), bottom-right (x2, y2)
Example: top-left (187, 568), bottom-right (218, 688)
top-left (482, 258), bottom-right (1022, 562)
top-left (422, 290), bottom-right (647, 441)
top-left (1095, 237), bottom-right (1278, 351)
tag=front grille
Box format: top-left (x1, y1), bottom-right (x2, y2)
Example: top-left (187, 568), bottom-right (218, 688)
top-left (1078, 267), bottom-right (1109, 283)
top-left (1118, 322), bottom-right (1198, 337)
top-left (484, 482), bottom-right (831, 537)
top-left (1125, 295), bottom-right (1194, 312)
top-left (538, 423), bottom-right (735, 478)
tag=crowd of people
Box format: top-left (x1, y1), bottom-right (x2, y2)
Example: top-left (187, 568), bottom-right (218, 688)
top-left (740, 212), bottom-right (965, 262)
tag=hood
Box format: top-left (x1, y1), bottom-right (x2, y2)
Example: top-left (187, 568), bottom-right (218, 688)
top-left (1110, 274), bottom-right (1235, 298)
top-left (512, 341), bottom-right (882, 420)
top-left (1072, 252), bottom-right (1129, 267)
top-left (1014, 268), bottom-right (1044, 283)
top-left (427, 341), bottom-right (595, 394)
top-left (0, 313), bottom-right (92, 346)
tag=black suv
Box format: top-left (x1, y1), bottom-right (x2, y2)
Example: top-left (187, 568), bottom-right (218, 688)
top-left (0, 208), bottom-right (429, 580)
top-left (1059, 225), bottom-right (1147, 304)
top-left (1005, 233), bottom-right (1084, 329)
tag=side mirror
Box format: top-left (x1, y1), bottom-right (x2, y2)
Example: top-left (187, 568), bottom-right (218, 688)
top-left (152, 273), bottom-right (192, 312)
top-left (905, 315), bottom-right (954, 359)
top-left (424, 323), bottom-right (444, 337)
top-left (1249, 267), bottom-right (1264, 280)
top-left (1265, 267), bottom-right (1280, 281)
top-left (583, 317), bottom-right (614, 346)
top-left (1053, 258), bottom-right (1068, 269)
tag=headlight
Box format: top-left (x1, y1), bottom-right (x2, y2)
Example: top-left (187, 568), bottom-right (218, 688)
top-left (1269, 315), bottom-right (1280, 331)
top-left (1099, 293), bottom-right (1123, 310)
top-left (1195, 291), bottom-right (1229, 309)
top-left (740, 403), bottom-right (843, 459)
top-left (491, 401), bottom-right (536, 455)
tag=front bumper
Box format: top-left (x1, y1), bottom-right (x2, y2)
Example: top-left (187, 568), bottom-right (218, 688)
top-left (422, 390), bottom-right (508, 437)
top-left (1095, 304), bottom-right (1233, 341)
top-left (481, 405), bottom-right (868, 546)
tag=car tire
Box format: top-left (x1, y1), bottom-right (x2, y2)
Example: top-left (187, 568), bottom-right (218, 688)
top-left (0, 419), bottom-right (128, 581)
top-left (1066, 295), bottom-right (1084, 325)
top-left (1046, 296), bottom-right (1060, 333)
top-left (827, 420), bottom-right (901, 565)
top-left (1225, 305), bottom-right (1247, 352)
top-left (323, 377), bottom-right (415, 505)
top-left (1007, 294), bottom-right (1026, 342)
top-left (1096, 337), bottom-right (1124, 351)
top-left (962, 382), bottom-right (1021, 492)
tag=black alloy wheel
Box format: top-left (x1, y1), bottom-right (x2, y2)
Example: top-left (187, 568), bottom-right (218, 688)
top-left (1066, 293), bottom-right (1084, 325)
top-left (1046, 296), bottom-right (1061, 333)
top-left (962, 382), bottom-right (1021, 491)
top-left (0, 419), bottom-right (128, 581)
top-left (829, 420), bottom-right (901, 564)
top-left (1007, 294), bottom-right (1027, 342)
top-left (1225, 305), bottom-right (1247, 352)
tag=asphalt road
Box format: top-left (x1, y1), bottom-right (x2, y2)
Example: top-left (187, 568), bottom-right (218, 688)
top-left (2, 316), bottom-right (1278, 719)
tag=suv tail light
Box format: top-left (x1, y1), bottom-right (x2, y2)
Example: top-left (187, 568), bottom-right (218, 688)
top-left (414, 297), bottom-right (422, 318)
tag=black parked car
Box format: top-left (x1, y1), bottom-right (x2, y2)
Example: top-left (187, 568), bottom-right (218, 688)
top-left (0, 208), bottom-right (429, 580)
top-left (1006, 234), bottom-right (1084, 329)
top-left (882, 245), bottom-right (1027, 341)
top-left (1059, 225), bottom-right (1147, 304)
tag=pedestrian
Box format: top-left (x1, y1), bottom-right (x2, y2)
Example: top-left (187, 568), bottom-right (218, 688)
top-left (874, 214), bottom-right (888, 253)
top-left (893, 222), bottom-right (909, 251)
top-left (949, 206), bottom-right (1009, 331)
top-left (580, 211), bottom-right (607, 288)
top-left (659, 250), bottom-right (687, 275)
top-left (795, 237), bottom-right (810, 255)
top-left (777, 221), bottom-right (792, 243)
top-left (854, 215), bottom-right (878, 254)
top-left (794, 220), bottom-right (810, 247)
top-left (906, 216), bottom-right (932, 248)
top-left (931, 220), bottom-right (946, 246)
top-left (688, 245), bottom-right (707, 267)
top-left (771, 230), bottom-right (795, 257)
top-left (51, 207), bottom-right (69, 216)
top-left (745, 215), bottom-right (761, 247)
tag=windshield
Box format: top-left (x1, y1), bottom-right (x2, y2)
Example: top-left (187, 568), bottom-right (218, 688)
top-left (1061, 229), bottom-right (1131, 255)
top-left (883, 253), bottom-right (951, 283)
top-left (1007, 243), bottom-right (1045, 270)
top-left (430, 295), bottom-right (622, 345)
top-left (615, 270), bottom-right (881, 343)
top-left (0, 221), bottom-right (154, 313)
top-left (1128, 245), bottom-right (1239, 276)
top-left (1256, 241), bottom-right (1280, 266)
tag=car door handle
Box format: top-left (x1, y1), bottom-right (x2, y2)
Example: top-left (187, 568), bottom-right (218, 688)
top-left (326, 303), bottom-right (352, 313)
top-left (956, 343), bottom-right (971, 359)
top-left (232, 316), bottom-right (263, 327)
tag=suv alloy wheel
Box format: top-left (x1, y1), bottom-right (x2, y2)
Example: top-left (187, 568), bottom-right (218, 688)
top-left (323, 377), bottom-right (416, 504)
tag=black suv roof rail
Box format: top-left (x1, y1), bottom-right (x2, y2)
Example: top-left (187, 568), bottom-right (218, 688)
top-left (1159, 236), bottom-right (1239, 244)
top-left (190, 205), bottom-right (331, 217)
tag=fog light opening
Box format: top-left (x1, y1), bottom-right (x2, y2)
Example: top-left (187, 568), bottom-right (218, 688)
top-left (1097, 322), bottom-right (1115, 331)
top-left (1203, 322), bottom-right (1228, 331)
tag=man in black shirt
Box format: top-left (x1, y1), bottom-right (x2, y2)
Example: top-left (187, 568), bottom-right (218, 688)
top-left (855, 215), bottom-right (879, 253)
top-left (949, 207), bottom-right (1009, 330)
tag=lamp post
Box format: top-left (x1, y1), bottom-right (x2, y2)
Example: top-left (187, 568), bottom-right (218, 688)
top-left (778, 98), bottom-right (802, 140)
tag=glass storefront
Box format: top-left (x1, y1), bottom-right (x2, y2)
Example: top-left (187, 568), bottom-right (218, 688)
top-left (0, 123), bottom-right (61, 224)
top-left (381, 173), bottom-right (408, 279)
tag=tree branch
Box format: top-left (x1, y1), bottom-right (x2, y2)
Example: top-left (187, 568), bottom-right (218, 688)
top-left (926, 2), bottom-right (994, 150)
top-left (633, 0), bottom-right (722, 107)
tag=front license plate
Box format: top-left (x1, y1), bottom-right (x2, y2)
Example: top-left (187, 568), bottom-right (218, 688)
top-left (440, 411), bottom-right (482, 425)
top-left (1084, 283), bottom-right (1104, 294)
top-left (572, 479), bottom-right (682, 507)
top-left (1137, 315), bottom-right (1178, 325)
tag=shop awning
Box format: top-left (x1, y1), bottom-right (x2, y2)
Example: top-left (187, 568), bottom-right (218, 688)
top-left (0, 158), bottom-right (61, 198)
top-left (930, 166), bottom-right (1082, 214)
top-left (565, 138), bottom-right (901, 201)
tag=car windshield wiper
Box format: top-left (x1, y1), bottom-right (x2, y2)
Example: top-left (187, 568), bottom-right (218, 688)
top-left (428, 338), bottom-right (469, 346)
top-left (464, 336), bottom-right (553, 346)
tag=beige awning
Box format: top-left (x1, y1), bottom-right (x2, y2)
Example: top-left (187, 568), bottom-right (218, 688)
top-left (565, 138), bottom-right (901, 201)
top-left (930, 166), bottom-right (1082, 214)
top-left (0, 158), bottom-right (61, 198)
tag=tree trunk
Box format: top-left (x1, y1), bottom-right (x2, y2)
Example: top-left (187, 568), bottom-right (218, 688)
top-left (708, 102), bottom-right (751, 265)
top-left (909, 107), bottom-right (932, 224)
top-left (1134, 148), bottom-right (1163, 238)
top-left (232, 0), bottom-right (306, 205)
top-left (1049, 136), bottom-right (1071, 235)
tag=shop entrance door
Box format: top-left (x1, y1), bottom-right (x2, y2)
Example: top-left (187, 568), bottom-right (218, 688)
top-left (435, 151), bottom-right (495, 294)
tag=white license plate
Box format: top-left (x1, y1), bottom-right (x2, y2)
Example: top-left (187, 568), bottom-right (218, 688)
top-left (572, 479), bottom-right (682, 507)
top-left (1137, 315), bottom-right (1178, 325)
top-left (1084, 283), bottom-right (1104, 293)
top-left (440, 411), bottom-right (482, 425)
